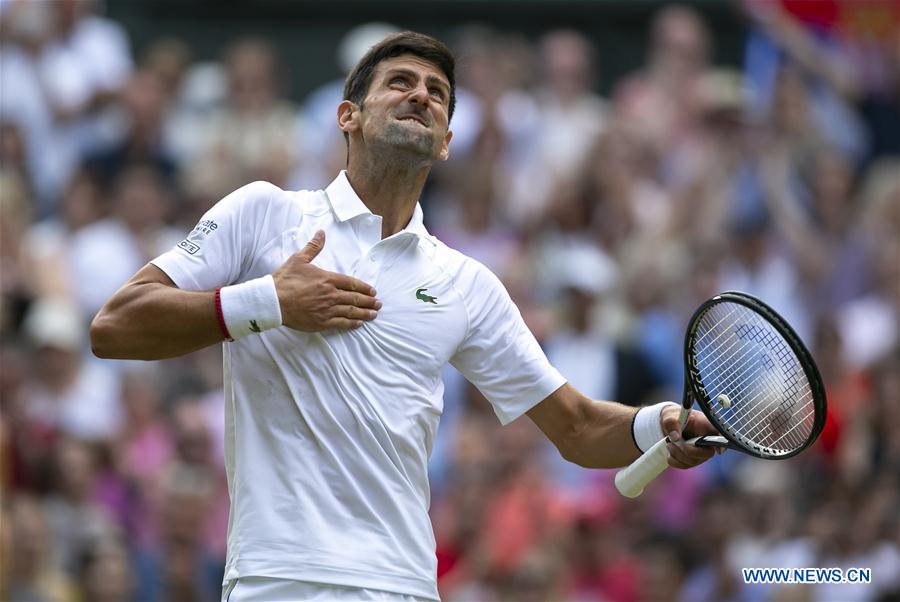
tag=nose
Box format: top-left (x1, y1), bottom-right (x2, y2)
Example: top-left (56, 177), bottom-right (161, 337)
top-left (408, 84), bottom-right (431, 106)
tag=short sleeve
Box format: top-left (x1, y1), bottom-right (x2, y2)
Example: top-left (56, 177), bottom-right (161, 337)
top-left (150, 181), bottom-right (280, 291)
top-left (450, 259), bottom-right (565, 424)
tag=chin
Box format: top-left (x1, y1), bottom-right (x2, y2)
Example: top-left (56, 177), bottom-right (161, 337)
top-left (378, 124), bottom-right (437, 158)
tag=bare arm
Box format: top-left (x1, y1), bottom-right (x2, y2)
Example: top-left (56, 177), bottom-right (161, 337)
top-left (760, 148), bottom-right (829, 283)
top-left (743, 1), bottom-right (860, 100)
top-left (527, 383), bottom-right (717, 469)
top-left (90, 264), bottom-right (223, 360)
top-left (91, 231), bottom-right (380, 361)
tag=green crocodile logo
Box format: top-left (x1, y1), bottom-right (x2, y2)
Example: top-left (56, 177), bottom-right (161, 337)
top-left (249, 319), bottom-right (261, 333)
top-left (416, 288), bottom-right (437, 304)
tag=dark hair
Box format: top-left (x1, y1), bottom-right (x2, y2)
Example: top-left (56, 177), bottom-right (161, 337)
top-left (343, 31), bottom-right (456, 125)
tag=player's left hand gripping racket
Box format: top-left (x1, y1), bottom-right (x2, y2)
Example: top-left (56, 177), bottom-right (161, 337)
top-left (615, 291), bottom-right (827, 498)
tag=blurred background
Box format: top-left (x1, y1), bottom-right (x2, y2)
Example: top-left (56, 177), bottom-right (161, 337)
top-left (1, 0), bottom-right (898, 600)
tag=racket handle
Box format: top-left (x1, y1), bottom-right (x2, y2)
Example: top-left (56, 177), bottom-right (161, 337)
top-left (615, 437), bottom-right (670, 498)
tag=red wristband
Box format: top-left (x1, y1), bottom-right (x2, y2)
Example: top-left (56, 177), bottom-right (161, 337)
top-left (214, 288), bottom-right (233, 341)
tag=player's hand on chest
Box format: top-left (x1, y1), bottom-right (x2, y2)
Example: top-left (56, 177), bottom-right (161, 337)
top-left (268, 227), bottom-right (466, 367)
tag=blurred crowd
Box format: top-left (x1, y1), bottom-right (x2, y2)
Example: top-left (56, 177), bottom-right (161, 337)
top-left (1, 0), bottom-right (898, 601)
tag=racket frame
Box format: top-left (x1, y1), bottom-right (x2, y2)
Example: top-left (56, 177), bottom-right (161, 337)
top-left (684, 291), bottom-right (827, 460)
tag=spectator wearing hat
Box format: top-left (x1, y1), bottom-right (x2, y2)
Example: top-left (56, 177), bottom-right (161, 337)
top-left (21, 298), bottom-right (121, 441)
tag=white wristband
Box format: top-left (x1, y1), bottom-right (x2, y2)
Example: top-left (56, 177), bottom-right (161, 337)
top-left (632, 401), bottom-right (680, 453)
top-left (219, 275), bottom-right (282, 341)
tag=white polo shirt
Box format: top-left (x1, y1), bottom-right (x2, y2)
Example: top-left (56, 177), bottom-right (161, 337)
top-left (151, 172), bottom-right (565, 600)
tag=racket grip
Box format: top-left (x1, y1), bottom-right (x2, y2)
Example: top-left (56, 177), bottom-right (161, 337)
top-left (615, 437), bottom-right (670, 498)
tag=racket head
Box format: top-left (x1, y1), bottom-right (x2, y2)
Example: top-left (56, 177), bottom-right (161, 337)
top-left (683, 291), bottom-right (827, 460)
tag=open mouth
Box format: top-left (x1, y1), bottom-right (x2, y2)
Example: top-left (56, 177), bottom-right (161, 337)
top-left (397, 115), bottom-right (428, 127)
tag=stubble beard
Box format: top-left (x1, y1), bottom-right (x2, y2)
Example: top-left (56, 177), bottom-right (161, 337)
top-left (374, 120), bottom-right (438, 167)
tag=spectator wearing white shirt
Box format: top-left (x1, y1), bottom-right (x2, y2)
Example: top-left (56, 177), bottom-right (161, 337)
top-left (22, 298), bottom-right (121, 441)
top-left (0, 0), bottom-right (132, 212)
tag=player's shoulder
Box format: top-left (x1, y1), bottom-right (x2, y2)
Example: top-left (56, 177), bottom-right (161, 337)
top-left (218, 180), bottom-right (280, 210)
top-left (428, 237), bottom-right (503, 289)
top-left (224, 180), bottom-right (327, 218)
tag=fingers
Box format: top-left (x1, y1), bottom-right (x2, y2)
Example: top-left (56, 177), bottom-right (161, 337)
top-left (320, 305), bottom-right (378, 331)
top-left (656, 408), bottom-right (721, 469)
top-left (296, 230), bottom-right (326, 263)
top-left (660, 405), bottom-right (686, 442)
top-left (667, 439), bottom-right (715, 469)
top-left (332, 305), bottom-right (378, 322)
top-left (335, 291), bottom-right (382, 310)
top-left (684, 409), bottom-right (721, 438)
top-left (666, 410), bottom-right (724, 467)
top-left (275, 233), bottom-right (380, 332)
top-left (324, 317), bottom-right (365, 330)
top-left (333, 273), bottom-right (377, 297)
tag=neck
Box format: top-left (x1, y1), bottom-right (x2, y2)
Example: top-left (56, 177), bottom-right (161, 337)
top-left (346, 155), bottom-right (431, 239)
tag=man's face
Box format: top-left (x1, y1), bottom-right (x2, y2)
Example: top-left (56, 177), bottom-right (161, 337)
top-left (345, 54), bottom-right (453, 162)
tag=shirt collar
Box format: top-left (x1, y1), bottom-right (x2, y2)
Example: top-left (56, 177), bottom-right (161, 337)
top-left (324, 170), bottom-right (429, 239)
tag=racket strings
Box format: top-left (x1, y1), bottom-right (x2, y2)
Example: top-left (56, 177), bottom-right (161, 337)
top-left (703, 319), bottom-right (813, 451)
top-left (704, 331), bottom-right (812, 451)
top-left (691, 303), bottom-right (815, 455)
top-left (701, 332), bottom-right (799, 425)
top-left (696, 326), bottom-right (798, 427)
top-left (699, 343), bottom-right (798, 445)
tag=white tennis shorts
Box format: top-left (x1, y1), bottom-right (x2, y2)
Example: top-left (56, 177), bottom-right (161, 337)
top-left (221, 577), bottom-right (437, 602)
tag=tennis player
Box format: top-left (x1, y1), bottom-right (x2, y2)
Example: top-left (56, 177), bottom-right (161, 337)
top-left (91, 31), bottom-right (718, 602)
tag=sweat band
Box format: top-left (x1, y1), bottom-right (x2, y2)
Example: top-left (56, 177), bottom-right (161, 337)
top-left (218, 274), bottom-right (282, 341)
top-left (632, 401), bottom-right (680, 453)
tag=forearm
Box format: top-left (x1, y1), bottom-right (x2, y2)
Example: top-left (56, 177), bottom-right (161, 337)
top-left (563, 400), bottom-right (641, 469)
top-left (91, 270), bottom-right (224, 360)
top-left (762, 166), bottom-right (829, 279)
top-left (530, 383), bottom-right (716, 472)
top-left (766, 11), bottom-right (859, 100)
top-left (527, 383), bottom-right (642, 469)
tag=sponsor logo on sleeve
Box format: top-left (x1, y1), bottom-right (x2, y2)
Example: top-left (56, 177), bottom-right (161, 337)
top-left (176, 219), bottom-right (218, 255)
top-left (178, 239), bottom-right (200, 255)
top-left (191, 220), bottom-right (218, 236)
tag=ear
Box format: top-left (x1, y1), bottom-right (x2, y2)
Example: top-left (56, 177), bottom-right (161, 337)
top-left (337, 100), bottom-right (360, 135)
top-left (438, 129), bottom-right (453, 161)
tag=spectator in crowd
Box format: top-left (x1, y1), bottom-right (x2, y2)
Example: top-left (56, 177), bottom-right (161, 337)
top-left (77, 535), bottom-right (136, 602)
top-left (433, 26), bottom-right (541, 228)
top-left (837, 159), bottom-right (900, 367)
top-left (2, 495), bottom-right (79, 602)
top-left (85, 68), bottom-right (180, 188)
top-left (0, 166), bottom-right (32, 332)
top-left (21, 298), bottom-right (121, 441)
top-left (432, 160), bottom-right (523, 280)
top-left (762, 145), bottom-right (873, 317)
top-left (41, 437), bottom-right (119, 577)
top-left (868, 350), bottom-right (900, 473)
top-left (543, 245), bottom-right (660, 409)
top-left (506, 29), bottom-right (608, 226)
top-left (68, 162), bottom-right (181, 316)
top-left (614, 4), bottom-right (711, 171)
top-left (0, 0), bottom-right (132, 212)
top-left (133, 463), bottom-right (225, 602)
top-left (185, 37), bottom-right (300, 202)
top-left (108, 366), bottom-right (176, 550)
top-left (717, 217), bottom-right (810, 343)
top-left (741, 0), bottom-right (871, 163)
top-left (21, 167), bottom-right (105, 303)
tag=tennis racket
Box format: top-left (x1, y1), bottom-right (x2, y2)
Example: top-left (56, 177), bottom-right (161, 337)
top-left (615, 291), bottom-right (827, 498)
